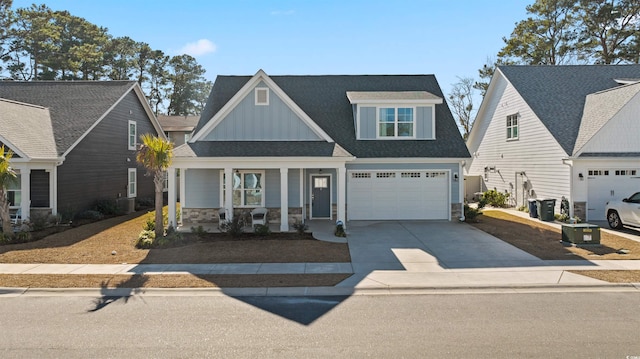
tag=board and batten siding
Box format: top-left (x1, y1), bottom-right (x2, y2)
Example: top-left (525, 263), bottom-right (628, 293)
top-left (264, 169), bottom-right (300, 207)
top-left (184, 169), bottom-right (219, 208)
top-left (204, 82), bottom-right (321, 141)
top-left (467, 75), bottom-right (570, 208)
top-left (57, 91), bottom-right (157, 212)
top-left (574, 92), bottom-right (640, 155)
top-left (358, 105), bottom-right (435, 139)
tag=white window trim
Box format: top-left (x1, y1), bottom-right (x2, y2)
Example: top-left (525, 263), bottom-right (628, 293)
top-left (506, 114), bottom-right (519, 141)
top-left (128, 168), bottom-right (137, 198)
top-left (7, 173), bottom-right (22, 208)
top-left (128, 120), bottom-right (137, 150)
top-left (220, 170), bottom-right (266, 208)
top-left (255, 87), bottom-right (269, 106)
top-left (375, 106), bottom-right (417, 139)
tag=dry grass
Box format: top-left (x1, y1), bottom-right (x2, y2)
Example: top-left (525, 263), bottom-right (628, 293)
top-left (469, 210), bottom-right (640, 260)
top-left (0, 273), bottom-right (351, 288)
top-left (0, 211), bottom-right (351, 288)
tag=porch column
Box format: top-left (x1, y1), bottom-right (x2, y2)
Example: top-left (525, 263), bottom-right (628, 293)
top-left (224, 167), bottom-right (233, 220)
top-left (299, 168), bottom-right (305, 221)
top-left (179, 168), bottom-right (186, 209)
top-left (337, 166), bottom-right (346, 227)
top-left (21, 168), bottom-right (31, 221)
top-left (49, 166), bottom-right (58, 216)
top-left (167, 167), bottom-right (177, 228)
top-left (280, 167), bottom-right (289, 232)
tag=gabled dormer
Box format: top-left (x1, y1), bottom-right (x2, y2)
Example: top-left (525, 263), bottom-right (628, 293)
top-left (347, 91), bottom-right (443, 140)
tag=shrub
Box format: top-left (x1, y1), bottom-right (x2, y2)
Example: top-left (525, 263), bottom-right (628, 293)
top-left (136, 197), bottom-right (154, 209)
top-left (0, 232), bottom-right (13, 244)
top-left (292, 221), bottom-right (309, 235)
top-left (477, 196), bottom-right (487, 209)
top-left (516, 205), bottom-right (528, 212)
top-left (143, 213), bottom-right (155, 231)
top-left (156, 227), bottom-right (183, 247)
top-left (75, 210), bottom-right (104, 221)
top-left (94, 199), bottom-right (121, 216)
top-left (190, 225), bottom-right (208, 238)
top-left (136, 229), bottom-right (156, 249)
top-left (253, 224), bottom-right (271, 236)
top-left (464, 205), bottom-right (481, 222)
top-left (29, 212), bottom-right (51, 231)
top-left (220, 216), bottom-right (245, 238)
top-left (15, 230), bottom-right (31, 243)
top-left (482, 189), bottom-right (510, 208)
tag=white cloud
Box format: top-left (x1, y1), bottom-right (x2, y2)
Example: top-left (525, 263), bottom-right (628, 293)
top-left (178, 39), bottom-right (217, 56)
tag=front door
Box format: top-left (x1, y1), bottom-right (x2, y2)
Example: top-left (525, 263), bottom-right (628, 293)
top-left (311, 175), bottom-right (331, 218)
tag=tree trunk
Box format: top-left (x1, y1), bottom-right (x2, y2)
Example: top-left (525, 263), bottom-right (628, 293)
top-left (154, 173), bottom-right (164, 239)
top-left (0, 190), bottom-right (13, 235)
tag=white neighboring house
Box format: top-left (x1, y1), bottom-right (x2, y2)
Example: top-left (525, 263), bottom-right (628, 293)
top-left (466, 65), bottom-right (640, 222)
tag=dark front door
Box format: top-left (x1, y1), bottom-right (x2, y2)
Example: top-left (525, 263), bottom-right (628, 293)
top-left (312, 175), bottom-right (331, 218)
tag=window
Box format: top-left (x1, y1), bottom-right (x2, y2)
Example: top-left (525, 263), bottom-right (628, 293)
top-left (255, 88), bottom-right (269, 105)
top-left (615, 170), bottom-right (637, 176)
top-left (588, 170), bottom-right (609, 176)
top-left (7, 174), bottom-right (21, 207)
top-left (128, 120), bottom-right (137, 150)
top-left (314, 177), bottom-right (328, 189)
top-left (223, 171), bottom-right (264, 207)
top-left (378, 107), bottom-right (414, 138)
top-left (128, 168), bottom-right (137, 198)
top-left (506, 114), bottom-right (519, 140)
top-left (184, 133), bottom-right (191, 143)
top-left (351, 172), bottom-right (371, 178)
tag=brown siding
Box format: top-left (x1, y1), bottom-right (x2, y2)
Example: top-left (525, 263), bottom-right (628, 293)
top-left (30, 169), bottom-right (50, 207)
top-left (57, 91), bottom-right (158, 213)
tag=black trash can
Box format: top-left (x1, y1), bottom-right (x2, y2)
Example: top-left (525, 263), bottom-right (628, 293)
top-left (536, 199), bottom-right (556, 221)
top-left (528, 199), bottom-right (538, 218)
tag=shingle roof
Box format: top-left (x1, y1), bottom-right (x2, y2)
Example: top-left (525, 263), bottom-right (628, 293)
top-left (498, 65), bottom-right (640, 155)
top-left (0, 98), bottom-right (58, 159)
top-left (174, 141), bottom-right (352, 157)
top-left (195, 74), bottom-right (469, 159)
top-left (0, 80), bottom-right (136, 155)
top-left (573, 81), bottom-right (640, 154)
top-left (157, 115), bottom-right (199, 131)
top-left (346, 91), bottom-right (442, 102)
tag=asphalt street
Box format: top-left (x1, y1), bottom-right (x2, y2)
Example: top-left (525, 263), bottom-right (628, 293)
top-left (1, 291), bottom-right (639, 358)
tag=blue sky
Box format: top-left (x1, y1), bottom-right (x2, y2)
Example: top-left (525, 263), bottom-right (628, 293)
top-left (11, 0), bottom-right (531, 100)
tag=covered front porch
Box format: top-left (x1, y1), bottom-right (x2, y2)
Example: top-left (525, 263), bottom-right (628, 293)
top-left (5, 162), bottom-right (59, 224)
top-left (167, 158), bottom-right (352, 232)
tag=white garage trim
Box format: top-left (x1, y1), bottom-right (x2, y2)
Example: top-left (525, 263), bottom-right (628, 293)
top-left (347, 169), bottom-right (451, 221)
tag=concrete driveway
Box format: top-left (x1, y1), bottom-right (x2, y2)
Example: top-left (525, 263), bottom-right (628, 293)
top-left (345, 220), bottom-right (545, 274)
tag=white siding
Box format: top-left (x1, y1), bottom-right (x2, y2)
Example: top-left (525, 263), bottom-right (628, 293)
top-left (467, 75), bottom-right (570, 208)
top-left (575, 92), bottom-right (640, 155)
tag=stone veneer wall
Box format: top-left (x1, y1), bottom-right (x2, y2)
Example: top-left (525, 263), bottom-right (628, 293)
top-left (182, 207), bottom-right (303, 225)
top-left (451, 203), bottom-right (462, 220)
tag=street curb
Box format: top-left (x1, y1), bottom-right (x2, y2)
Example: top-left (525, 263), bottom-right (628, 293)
top-left (2, 283), bottom-right (639, 297)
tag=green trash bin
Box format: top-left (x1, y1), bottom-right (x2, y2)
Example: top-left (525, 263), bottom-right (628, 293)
top-left (536, 199), bottom-right (556, 221)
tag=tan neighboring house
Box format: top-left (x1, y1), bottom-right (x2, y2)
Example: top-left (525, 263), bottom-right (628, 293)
top-left (157, 115), bottom-right (199, 146)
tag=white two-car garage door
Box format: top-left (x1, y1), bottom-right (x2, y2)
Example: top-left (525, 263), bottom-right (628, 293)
top-left (587, 168), bottom-right (640, 221)
top-left (347, 170), bottom-right (450, 220)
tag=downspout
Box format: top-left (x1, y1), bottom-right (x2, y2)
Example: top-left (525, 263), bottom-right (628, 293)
top-left (561, 158), bottom-right (574, 219)
top-left (459, 160), bottom-right (466, 221)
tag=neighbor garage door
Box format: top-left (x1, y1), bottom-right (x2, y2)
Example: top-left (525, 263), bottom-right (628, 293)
top-left (587, 168), bottom-right (640, 221)
top-left (347, 170), bottom-right (449, 220)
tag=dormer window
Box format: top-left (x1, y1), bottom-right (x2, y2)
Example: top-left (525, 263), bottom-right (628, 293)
top-left (255, 88), bottom-right (269, 105)
top-left (378, 107), bottom-right (414, 138)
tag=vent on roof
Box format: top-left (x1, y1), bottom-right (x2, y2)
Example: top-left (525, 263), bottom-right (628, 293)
top-left (255, 88), bottom-right (269, 106)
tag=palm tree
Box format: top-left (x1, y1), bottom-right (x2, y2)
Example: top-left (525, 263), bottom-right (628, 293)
top-left (0, 145), bottom-right (18, 235)
top-left (136, 134), bottom-right (173, 238)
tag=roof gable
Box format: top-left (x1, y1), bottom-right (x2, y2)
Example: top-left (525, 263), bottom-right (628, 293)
top-left (0, 81), bottom-right (164, 156)
top-left (195, 72), bottom-right (470, 159)
top-left (0, 98), bottom-right (58, 160)
top-left (192, 70), bottom-right (333, 142)
top-left (498, 64), bottom-right (640, 154)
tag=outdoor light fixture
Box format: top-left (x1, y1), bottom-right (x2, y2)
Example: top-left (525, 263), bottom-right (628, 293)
top-left (578, 173), bottom-right (584, 180)
top-left (453, 173), bottom-right (459, 181)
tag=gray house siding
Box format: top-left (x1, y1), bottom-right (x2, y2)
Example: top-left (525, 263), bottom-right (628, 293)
top-left (185, 169), bottom-right (219, 208)
top-left (57, 91), bottom-right (157, 213)
top-left (358, 106), bottom-right (434, 139)
top-left (29, 169), bottom-right (50, 208)
top-left (204, 82), bottom-right (322, 141)
top-left (265, 169), bottom-right (300, 207)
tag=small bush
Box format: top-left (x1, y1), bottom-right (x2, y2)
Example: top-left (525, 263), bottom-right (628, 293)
top-left (136, 197), bottom-right (154, 209)
top-left (220, 216), bottom-right (245, 238)
top-left (143, 213), bottom-right (155, 231)
top-left (0, 232), bottom-right (13, 244)
top-left (254, 224), bottom-right (271, 236)
top-left (156, 228), bottom-right (183, 247)
top-left (482, 189), bottom-right (510, 208)
top-left (477, 196), bottom-right (487, 209)
top-left (94, 199), bottom-right (121, 216)
top-left (292, 221), bottom-right (309, 235)
top-left (136, 229), bottom-right (156, 249)
top-left (190, 225), bottom-right (208, 238)
top-left (464, 204), bottom-right (481, 222)
top-left (29, 212), bottom-right (51, 231)
top-left (15, 230), bottom-right (31, 242)
top-left (516, 205), bottom-right (528, 212)
top-left (75, 210), bottom-right (104, 221)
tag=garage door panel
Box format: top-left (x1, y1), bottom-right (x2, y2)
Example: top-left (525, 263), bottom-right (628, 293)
top-left (587, 168), bottom-right (639, 221)
top-left (348, 170), bottom-right (449, 220)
